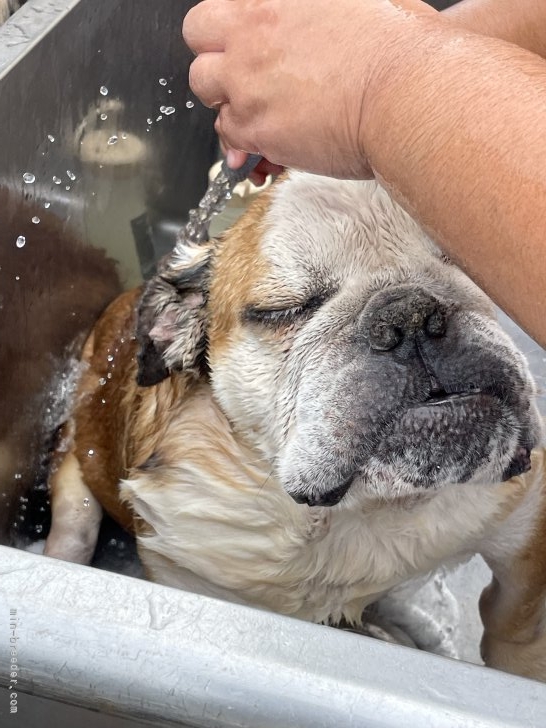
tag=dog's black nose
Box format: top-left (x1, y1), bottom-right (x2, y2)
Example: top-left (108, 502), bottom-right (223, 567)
top-left (361, 286), bottom-right (447, 352)
top-left (290, 477), bottom-right (353, 507)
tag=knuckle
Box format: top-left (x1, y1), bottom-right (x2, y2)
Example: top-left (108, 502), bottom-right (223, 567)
top-left (187, 56), bottom-right (205, 94)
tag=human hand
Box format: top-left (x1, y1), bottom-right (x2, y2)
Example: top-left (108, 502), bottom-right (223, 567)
top-left (183, 0), bottom-right (435, 179)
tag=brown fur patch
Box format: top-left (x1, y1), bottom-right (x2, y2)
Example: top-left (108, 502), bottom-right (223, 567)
top-left (207, 188), bottom-right (273, 359)
top-left (67, 288), bottom-right (199, 533)
top-left (70, 289), bottom-right (141, 532)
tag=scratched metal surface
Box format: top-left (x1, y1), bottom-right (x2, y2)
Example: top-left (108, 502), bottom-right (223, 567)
top-left (2, 545), bottom-right (546, 728)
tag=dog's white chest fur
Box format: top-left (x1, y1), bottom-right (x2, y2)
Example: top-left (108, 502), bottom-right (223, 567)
top-left (121, 385), bottom-right (511, 624)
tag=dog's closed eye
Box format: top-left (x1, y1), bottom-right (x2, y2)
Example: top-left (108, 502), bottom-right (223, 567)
top-left (243, 294), bottom-right (327, 327)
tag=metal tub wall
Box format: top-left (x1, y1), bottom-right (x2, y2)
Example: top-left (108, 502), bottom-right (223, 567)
top-left (1, 1), bottom-right (546, 727)
top-left (0, 0), bottom-right (217, 545)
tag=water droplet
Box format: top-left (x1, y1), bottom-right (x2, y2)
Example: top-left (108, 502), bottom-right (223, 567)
top-left (23, 172), bottom-right (35, 183)
top-left (65, 186), bottom-right (71, 191)
top-left (15, 236), bottom-right (26, 248)
top-left (159, 78), bottom-right (167, 86)
top-left (107, 354), bottom-right (114, 362)
top-left (44, 201), bottom-right (51, 209)
top-left (107, 372), bottom-right (112, 379)
top-left (99, 86), bottom-right (108, 96)
top-left (35, 524), bottom-right (43, 535)
top-left (20, 504), bottom-right (27, 512)
top-left (98, 377), bottom-right (106, 386)
top-left (14, 473), bottom-right (22, 480)
top-left (146, 117), bottom-right (153, 125)
top-left (107, 135), bottom-right (118, 145)
top-left (15, 276), bottom-right (20, 281)
top-left (108, 538), bottom-right (118, 547)
top-left (32, 216), bottom-right (40, 224)
top-left (83, 498), bottom-right (90, 507)
top-left (186, 100), bottom-right (194, 109)
top-left (66, 170), bottom-right (76, 181)
top-left (100, 113), bottom-right (108, 121)
top-left (87, 449), bottom-right (94, 457)
top-left (168, 89), bottom-right (172, 95)
top-left (156, 115), bottom-right (163, 122)
top-left (53, 176), bottom-right (61, 185)
top-left (163, 106), bottom-right (175, 116)
top-left (47, 134), bottom-right (55, 142)
top-left (121, 132), bottom-right (127, 140)
top-left (101, 398), bottom-right (106, 405)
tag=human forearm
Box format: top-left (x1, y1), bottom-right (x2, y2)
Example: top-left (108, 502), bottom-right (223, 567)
top-left (363, 14), bottom-right (546, 344)
top-left (443, 0), bottom-right (546, 58)
top-left (183, 0), bottom-right (546, 344)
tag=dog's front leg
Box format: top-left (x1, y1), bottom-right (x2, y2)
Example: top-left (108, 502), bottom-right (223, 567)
top-left (479, 454), bottom-right (546, 681)
top-left (479, 568), bottom-right (546, 681)
top-left (44, 449), bottom-right (102, 565)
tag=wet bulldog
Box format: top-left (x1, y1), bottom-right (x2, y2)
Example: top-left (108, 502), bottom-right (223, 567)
top-left (45, 172), bottom-right (546, 681)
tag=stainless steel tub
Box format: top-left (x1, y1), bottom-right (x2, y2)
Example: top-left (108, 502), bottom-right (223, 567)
top-left (1, 1), bottom-right (546, 726)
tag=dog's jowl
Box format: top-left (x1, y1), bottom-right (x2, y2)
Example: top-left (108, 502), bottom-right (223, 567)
top-left (45, 173), bottom-right (546, 681)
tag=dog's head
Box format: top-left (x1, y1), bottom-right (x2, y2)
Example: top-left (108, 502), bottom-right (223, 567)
top-left (137, 172), bottom-right (543, 508)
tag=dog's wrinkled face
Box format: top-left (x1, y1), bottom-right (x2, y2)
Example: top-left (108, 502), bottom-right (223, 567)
top-left (140, 173), bottom-right (543, 508)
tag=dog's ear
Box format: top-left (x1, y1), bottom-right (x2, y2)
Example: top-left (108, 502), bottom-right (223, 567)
top-left (135, 243), bottom-right (212, 387)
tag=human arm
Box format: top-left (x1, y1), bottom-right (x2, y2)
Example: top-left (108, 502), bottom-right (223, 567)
top-left (443, 0), bottom-right (546, 58)
top-left (183, 0), bottom-right (546, 345)
top-left (223, 0), bottom-right (546, 177)
top-left (361, 9), bottom-right (546, 346)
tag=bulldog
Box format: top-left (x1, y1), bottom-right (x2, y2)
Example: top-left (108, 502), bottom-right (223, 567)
top-left (45, 171), bottom-right (546, 680)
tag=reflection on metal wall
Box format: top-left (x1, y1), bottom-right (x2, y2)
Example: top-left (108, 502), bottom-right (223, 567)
top-left (0, 0), bottom-right (218, 544)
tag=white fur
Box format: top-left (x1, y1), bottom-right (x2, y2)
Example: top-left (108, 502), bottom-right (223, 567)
top-left (121, 385), bottom-right (542, 625)
top-left (0, 0), bottom-right (19, 24)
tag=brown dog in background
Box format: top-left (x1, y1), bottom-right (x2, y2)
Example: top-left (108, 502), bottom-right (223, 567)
top-left (45, 172), bottom-right (546, 680)
top-left (0, 187), bottom-right (120, 543)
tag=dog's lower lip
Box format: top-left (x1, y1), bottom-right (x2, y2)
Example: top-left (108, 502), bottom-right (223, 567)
top-left (502, 446), bottom-right (532, 481)
top-left (296, 474), bottom-right (355, 507)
